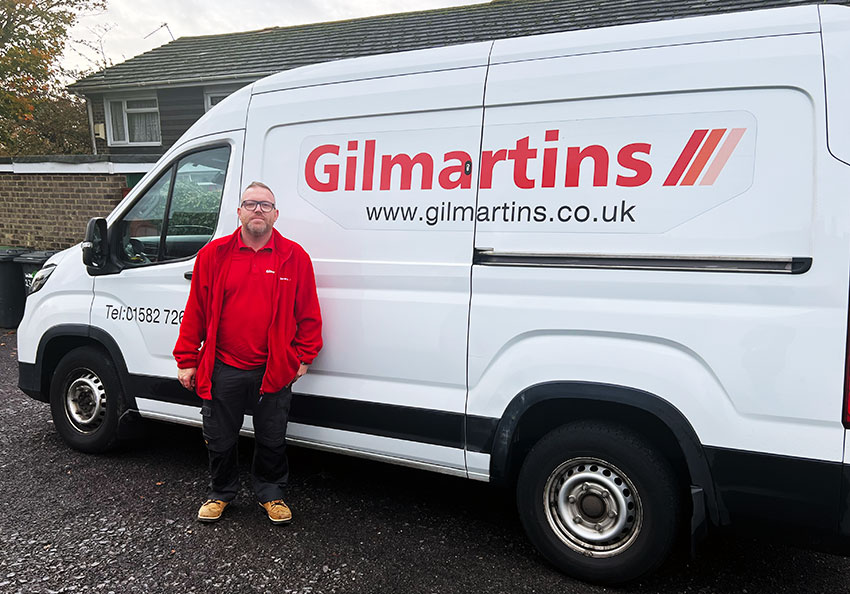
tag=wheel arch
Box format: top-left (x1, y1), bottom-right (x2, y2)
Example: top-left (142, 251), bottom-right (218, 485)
top-left (28, 324), bottom-right (134, 410)
top-left (487, 381), bottom-right (723, 527)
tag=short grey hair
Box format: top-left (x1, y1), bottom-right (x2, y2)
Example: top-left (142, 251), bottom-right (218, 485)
top-left (242, 181), bottom-right (275, 200)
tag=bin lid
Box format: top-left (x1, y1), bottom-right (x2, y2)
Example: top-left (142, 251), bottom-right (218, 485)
top-left (13, 250), bottom-right (60, 264)
top-left (0, 248), bottom-right (29, 262)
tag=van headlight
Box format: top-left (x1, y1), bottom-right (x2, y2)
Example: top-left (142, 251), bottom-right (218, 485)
top-left (29, 264), bottom-right (56, 295)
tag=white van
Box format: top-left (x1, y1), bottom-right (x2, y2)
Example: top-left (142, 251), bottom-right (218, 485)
top-left (17, 4), bottom-right (850, 583)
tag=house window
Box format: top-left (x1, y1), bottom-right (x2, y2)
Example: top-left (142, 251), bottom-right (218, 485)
top-left (204, 85), bottom-right (243, 112)
top-left (105, 97), bottom-right (161, 146)
top-left (205, 93), bottom-right (229, 111)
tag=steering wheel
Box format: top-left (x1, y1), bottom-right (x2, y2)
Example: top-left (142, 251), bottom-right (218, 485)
top-left (125, 238), bottom-right (151, 264)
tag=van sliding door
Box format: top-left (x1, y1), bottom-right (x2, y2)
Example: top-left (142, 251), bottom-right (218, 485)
top-left (243, 44), bottom-right (491, 476)
top-left (467, 28), bottom-right (846, 484)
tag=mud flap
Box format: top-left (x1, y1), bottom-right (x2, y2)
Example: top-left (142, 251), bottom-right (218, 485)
top-left (690, 486), bottom-right (707, 557)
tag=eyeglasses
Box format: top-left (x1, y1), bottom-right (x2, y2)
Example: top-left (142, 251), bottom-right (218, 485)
top-left (241, 200), bottom-right (276, 213)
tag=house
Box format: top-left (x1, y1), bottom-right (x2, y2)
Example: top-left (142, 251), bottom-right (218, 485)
top-left (68, 0), bottom-right (845, 157)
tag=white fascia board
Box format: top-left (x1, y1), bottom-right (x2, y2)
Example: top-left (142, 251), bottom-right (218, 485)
top-left (72, 75), bottom-right (263, 95)
top-left (9, 162), bottom-right (156, 174)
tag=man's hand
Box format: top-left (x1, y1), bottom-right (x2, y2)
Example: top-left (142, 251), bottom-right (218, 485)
top-left (292, 363), bottom-right (309, 384)
top-left (178, 367), bottom-right (197, 390)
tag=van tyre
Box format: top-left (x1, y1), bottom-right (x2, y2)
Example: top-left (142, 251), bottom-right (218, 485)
top-left (50, 346), bottom-right (123, 453)
top-left (516, 422), bottom-right (680, 585)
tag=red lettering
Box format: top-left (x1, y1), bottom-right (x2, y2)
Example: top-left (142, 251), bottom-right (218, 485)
top-left (305, 134), bottom-right (658, 193)
top-left (439, 151), bottom-right (472, 189)
top-left (380, 153), bottom-right (434, 190)
top-left (345, 140), bottom-right (358, 191)
top-left (305, 144), bottom-right (340, 192)
top-left (616, 143), bottom-right (652, 187)
top-left (566, 145), bottom-right (608, 187)
top-left (480, 149), bottom-right (507, 189)
top-left (508, 136), bottom-right (537, 189)
top-left (362, 139), bottom-right (376, 191)
top-left (542, 129), bottom-right (559, 188)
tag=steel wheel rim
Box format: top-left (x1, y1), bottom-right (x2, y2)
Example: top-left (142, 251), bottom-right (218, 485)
top-left (64, 368), bottom-right (106, 433)
top-left (543, 457), bottom-right (642, 558)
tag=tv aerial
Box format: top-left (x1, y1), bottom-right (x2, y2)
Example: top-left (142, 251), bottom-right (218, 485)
top-left (145, 23), bottom-right (175, 41)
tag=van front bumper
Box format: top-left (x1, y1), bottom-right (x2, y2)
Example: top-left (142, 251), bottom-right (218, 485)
top-left (18, 361), bottom-right (46, 402)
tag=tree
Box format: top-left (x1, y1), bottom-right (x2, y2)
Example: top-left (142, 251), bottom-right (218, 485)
top-left (0, 0), bottom-right (105, 155)
top-left (0, 92), bottom-right (90, 154)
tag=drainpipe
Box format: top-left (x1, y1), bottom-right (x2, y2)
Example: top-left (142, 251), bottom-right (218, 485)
top-left (86, 97), bottom-right (97, 155)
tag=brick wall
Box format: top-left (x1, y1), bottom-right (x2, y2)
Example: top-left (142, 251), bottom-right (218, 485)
top-left (0, 173), bottom-right (127, 250)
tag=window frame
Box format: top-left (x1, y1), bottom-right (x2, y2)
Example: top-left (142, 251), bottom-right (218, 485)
top-left (203, 84), bottom-right (243, 112)
top-left (104, 95), bottom-right (162, 147)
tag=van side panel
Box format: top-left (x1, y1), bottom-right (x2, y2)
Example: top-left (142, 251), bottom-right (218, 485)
top-left (821, 7), bottom-right (850, 532)
top-left (243, 63), bottom-right (489, 474)
top-left (820, 5), bottom-right (850, 166)
top-left (468, 30), bottom-right (850, 532)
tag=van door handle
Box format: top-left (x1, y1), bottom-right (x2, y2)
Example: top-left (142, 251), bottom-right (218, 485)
top-left (184, 271), bottom-right (193, 280)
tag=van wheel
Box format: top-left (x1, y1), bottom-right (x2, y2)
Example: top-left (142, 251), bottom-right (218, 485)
top-left (50, 346), bottom-right (123, 453)
top-left (516, 422), bottom-right (680, 585)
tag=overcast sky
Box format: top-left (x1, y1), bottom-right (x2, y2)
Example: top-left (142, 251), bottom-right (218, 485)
top-left (64, 0), bottom-right (489, 73)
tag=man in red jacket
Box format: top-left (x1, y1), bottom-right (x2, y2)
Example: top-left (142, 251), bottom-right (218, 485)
top-left (173, 181), bottom-right (322, 525)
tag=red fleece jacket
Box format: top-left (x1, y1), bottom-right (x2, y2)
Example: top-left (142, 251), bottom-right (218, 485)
top-left (173, 228), bottom-right (323, 400)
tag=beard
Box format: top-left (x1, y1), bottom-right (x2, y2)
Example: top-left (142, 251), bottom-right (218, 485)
top-left (244, 217), bottom-right (272, 237)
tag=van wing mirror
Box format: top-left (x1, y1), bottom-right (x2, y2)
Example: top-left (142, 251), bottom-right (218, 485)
top-left (82, 217), bottom-right (108, 269)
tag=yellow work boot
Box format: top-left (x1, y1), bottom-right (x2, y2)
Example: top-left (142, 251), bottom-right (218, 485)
top-left (197, 499), bottom-right (229, 523)
top-left (259, 499), bottom-right (292, 524)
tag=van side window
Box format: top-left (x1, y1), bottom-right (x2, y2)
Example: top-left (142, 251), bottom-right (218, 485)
top-left (117, 146), bottom-right (230, 266)
top-left (117, 171), bottom-right (172, 265)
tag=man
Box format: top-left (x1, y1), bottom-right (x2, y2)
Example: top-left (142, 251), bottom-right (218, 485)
top-left (173, 181), bottom-right (322, 525)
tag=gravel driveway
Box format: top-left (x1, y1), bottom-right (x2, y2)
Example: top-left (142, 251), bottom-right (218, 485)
top-left (2, 328), bottom-right (849, 593)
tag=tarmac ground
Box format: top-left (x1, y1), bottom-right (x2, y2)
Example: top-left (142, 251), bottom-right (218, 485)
top-left (2, 328), bottom-right (848, 593)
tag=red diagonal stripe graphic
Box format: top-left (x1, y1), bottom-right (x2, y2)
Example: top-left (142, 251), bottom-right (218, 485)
top-left (664, 130), bottom-right (708, 186)
top-left (700, 128), bottom-right (747, 186)
top-left (681, 128), bottom-right (727, 186)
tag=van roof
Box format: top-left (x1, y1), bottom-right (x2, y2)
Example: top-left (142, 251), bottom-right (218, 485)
top-left (252, 4), bottom-right (823, 95)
